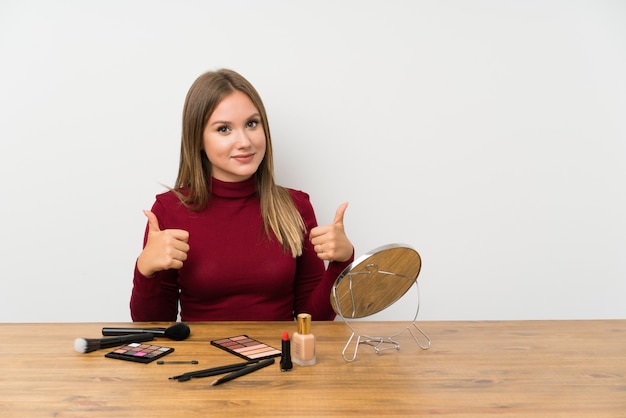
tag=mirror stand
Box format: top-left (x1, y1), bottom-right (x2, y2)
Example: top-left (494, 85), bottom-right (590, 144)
top-left (333, 278), bottom-right (431, 363)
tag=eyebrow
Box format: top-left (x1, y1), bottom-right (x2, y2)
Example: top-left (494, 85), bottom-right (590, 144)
top-left (209, 113), bottom-right (261, 126)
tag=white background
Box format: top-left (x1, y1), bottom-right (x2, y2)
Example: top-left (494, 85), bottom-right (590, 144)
top-left (1, 0), bottom-right (624, 322)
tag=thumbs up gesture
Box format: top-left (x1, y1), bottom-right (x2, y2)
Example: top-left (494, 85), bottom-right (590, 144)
top-left (309, 202), bottom-right (353, 262)
top-left (136, 210), bottom-right (190, 277)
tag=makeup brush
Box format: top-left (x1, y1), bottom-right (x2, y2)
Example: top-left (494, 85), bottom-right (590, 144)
top-left (101, 323), bottom-right (191, 341)
top-left (74, 333), bottom-right (155, 353)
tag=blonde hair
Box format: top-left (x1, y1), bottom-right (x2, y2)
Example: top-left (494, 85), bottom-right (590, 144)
top-left (174, 69), bottom-right (305, 257)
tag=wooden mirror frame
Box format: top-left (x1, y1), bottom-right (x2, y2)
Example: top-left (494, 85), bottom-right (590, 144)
top-left (330, 244), bottom-right (421, 319)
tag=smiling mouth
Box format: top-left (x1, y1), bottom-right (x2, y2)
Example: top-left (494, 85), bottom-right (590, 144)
top-left (232, 154), bottom-right (254, 161)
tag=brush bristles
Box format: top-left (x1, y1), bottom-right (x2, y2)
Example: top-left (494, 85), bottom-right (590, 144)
top-left (74, 338), bottom-right (101, 354)
top-left (164, 323), bottom-right (191, 341)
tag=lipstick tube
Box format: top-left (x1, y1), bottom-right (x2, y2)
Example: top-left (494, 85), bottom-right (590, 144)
top-left (280, 331), bottom-right (293, 371)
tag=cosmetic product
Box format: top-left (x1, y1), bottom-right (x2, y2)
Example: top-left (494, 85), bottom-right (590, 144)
top-left (293, 313), bottom-right (316, 366)
top-left (280, 331), bottom-right (293, 371)
top-left (74, 333), bottom-right (155, 353)
top-left (104, 342), bottom-right (174, 364)
top-left (211, 358), bottom-right (275, 386)
top-left (102, 323), bottom-right (190, 341)
top-left (157, 360), bottom-right (198, 365)
top-left (170, 359), bottom-right (260, 381)
top-left (210, 335), bottom-right (281, 361)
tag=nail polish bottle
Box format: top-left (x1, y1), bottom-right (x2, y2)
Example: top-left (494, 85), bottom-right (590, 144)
top-left (293, 313), bottom-right (316, 366)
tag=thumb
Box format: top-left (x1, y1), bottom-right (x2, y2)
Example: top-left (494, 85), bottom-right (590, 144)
top-left (143, 210), bottom-right (161, 232)
top-left (333, 202), bottom-right (349, 225)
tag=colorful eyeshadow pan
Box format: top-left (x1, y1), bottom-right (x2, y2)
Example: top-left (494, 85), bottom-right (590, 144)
top-left (210, 335), bottom-right (281, 361)
top-left (105, 342), bottom-right (175, 363)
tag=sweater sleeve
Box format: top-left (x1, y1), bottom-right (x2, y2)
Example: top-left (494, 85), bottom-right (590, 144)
top-left (129, 199), bottom-right (180, 322)
top-left (291, 191), bottom-right (354, 320)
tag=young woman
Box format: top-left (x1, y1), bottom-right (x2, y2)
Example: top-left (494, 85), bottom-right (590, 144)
top-left (130, 69), bottom-right (354, 322)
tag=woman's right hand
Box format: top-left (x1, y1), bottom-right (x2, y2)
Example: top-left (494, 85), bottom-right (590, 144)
top-left (136, 210), bottom-right (190, 277)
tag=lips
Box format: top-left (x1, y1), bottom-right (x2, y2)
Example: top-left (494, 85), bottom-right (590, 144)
top-left (232, 153), bottom-right (255, 163)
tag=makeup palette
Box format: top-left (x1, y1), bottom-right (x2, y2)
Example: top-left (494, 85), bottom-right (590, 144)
top-left (211, 335), bottom-right (281, 361)
top-left (105, 342), bottom-right (174, 364)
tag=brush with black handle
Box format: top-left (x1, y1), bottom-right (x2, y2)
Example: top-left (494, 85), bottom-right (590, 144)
top-left (74, 333), bottom-right (155, 353)
top-left (101, 323), bottom-right (190, 341)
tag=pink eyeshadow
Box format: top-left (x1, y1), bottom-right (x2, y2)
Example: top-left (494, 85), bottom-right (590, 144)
top-left (230, 335), bottom-right (248, 341)
top-left (248, 349), bottom-right (281, 359)
top-left (228, 344), bottom-right (244, 349)
top-left (234, 343), bottom-right (266, 353)
top-left (211, 335), bottom-right (281, 361)
top-left (242, 347), bottom-right (276, 356)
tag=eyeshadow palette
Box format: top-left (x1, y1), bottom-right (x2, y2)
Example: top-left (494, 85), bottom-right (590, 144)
top-left (105, 342), bottom-right (174, 364)
top-left (211, 335), bottom-right (281, 361)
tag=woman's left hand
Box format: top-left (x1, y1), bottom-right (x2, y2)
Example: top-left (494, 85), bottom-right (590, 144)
top-left (310, 202), bottom-right (353, 262)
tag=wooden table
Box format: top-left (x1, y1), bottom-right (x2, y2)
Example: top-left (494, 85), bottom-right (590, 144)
top-left (0, 320), bottom-right (624, 417)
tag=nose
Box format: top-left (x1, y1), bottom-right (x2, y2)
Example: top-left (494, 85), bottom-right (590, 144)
top-left (234, 129), bottom-right (252, 148)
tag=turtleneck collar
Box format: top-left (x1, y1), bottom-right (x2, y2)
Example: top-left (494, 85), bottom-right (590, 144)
top-left (211, 176), bottom-right (257, 199)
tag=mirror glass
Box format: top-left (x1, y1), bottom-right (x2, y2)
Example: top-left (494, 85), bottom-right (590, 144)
top-left (330, 244), bottom-right (422, 319)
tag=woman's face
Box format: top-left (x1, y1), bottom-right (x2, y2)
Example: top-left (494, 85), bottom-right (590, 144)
top-left (203, 90), bottom-right (266, 182)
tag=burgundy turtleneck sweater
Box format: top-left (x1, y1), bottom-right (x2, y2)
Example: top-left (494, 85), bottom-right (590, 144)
top-left (130, 177), bottom-right (353, 322)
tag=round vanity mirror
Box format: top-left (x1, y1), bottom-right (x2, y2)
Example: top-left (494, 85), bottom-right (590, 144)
top-left (331, 243), bottom-right (422, 319)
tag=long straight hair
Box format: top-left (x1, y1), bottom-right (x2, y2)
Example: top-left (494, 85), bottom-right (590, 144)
top-left (174, 69), bottom-right (305, 257)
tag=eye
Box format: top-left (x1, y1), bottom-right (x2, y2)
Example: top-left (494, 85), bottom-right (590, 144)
top-left (216, 125), bottom-right (231, 134)
top-left (246, 119), bottom-right (259, 129)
